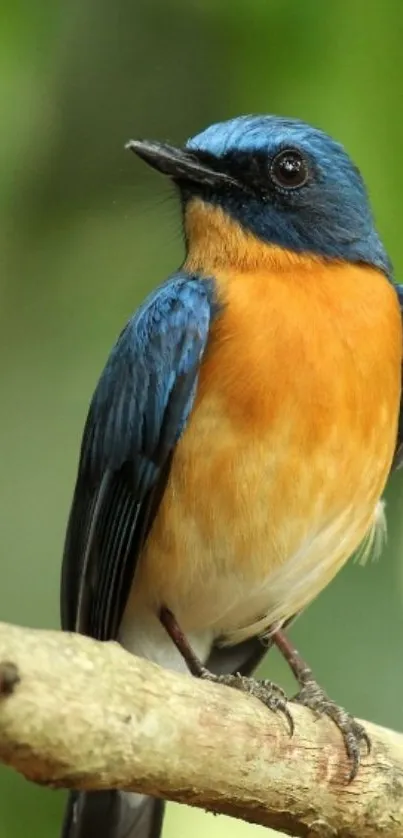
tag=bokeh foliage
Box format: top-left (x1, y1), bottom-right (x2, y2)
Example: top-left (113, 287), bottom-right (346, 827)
top-left (1, 1), bottom-right (403, 836)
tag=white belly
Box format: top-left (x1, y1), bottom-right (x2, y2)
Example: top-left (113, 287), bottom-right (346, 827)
top-left (214, 498), bottom-right (386, 645)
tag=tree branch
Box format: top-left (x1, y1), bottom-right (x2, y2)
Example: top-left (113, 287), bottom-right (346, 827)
top-left (0, 622), bottom-right (402, 837)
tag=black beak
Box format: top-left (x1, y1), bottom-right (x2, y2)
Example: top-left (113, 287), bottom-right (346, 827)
top-left (125, 139), bottom-right (236, 189)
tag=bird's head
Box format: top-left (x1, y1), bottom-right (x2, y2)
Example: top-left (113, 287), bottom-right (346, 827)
top-left (127, 115), bottom-right (390, 275)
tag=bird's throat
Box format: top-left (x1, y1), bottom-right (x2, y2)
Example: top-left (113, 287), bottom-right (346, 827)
top-left (183, 197), bottom-right (322, 275)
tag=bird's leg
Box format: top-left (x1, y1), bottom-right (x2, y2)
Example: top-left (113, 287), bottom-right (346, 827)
top-left (272, 628), bottom-right (371, 781)
top-left (159, 607), bottom-right (294, 732)
top-left (159, 606), bottom-right (208, 677)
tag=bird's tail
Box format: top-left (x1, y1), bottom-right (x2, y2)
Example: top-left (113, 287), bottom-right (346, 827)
top-left (61, 791), bottom-right (165, 838)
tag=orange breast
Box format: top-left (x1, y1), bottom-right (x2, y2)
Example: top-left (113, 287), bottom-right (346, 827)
top-left (125, 204), bottom-right (402, 645)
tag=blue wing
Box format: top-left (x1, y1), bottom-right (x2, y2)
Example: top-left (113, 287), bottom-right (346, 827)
top-left (61, 273), bottom-right (215, 640)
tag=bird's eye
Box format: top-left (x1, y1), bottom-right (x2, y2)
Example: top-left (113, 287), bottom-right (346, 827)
top-left (270, 149), bottom-right (308, 190)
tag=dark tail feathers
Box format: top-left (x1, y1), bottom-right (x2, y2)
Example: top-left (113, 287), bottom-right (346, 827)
top-left (61, 791), bottom-right (165, 838)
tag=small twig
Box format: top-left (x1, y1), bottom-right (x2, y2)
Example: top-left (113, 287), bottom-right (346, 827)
top-left (0, 662), bottom-right (20, 696)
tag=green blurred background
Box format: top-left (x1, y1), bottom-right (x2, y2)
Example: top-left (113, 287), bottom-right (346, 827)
top-left (1, 0), bottom-right (403, 835)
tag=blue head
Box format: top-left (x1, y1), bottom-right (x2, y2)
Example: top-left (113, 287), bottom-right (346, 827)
top-left (127, 115), bottom-right (390, 274)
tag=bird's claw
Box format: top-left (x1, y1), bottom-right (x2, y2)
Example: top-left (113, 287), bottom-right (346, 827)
top-left (292, 677), bottom-right (371, 781)
top-left (201, 669), bottom-right (294, 735)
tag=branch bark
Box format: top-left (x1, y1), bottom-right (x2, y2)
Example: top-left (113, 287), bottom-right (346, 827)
top-left (0, 622), bottom-right (402, 837)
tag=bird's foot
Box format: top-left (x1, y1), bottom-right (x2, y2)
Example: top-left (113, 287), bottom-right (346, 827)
top-left (159, 607), bottom-right (293, 732)
top-left (272, 629), bottom-right (370, 782)
top-left (293, 674), bottom-right (371, 781)
top-left (199, 667), bottom-right (294, 734)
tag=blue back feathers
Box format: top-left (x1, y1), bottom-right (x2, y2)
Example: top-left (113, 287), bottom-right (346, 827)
top-left (185, 115), bottom-right (391, 274)
top-left (82, 275), bottom-right (214, 484)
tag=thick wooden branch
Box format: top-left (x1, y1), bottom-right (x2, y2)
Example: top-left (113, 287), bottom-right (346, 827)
top-left (0, 623), bottom-right (402, 837)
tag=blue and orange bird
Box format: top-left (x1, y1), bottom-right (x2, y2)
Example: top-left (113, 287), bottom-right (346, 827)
top-left (60, 115), bottom-right (403, 838)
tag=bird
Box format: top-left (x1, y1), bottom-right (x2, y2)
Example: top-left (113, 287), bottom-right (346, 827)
top-left (59, 114), bottom-right (403, 838)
